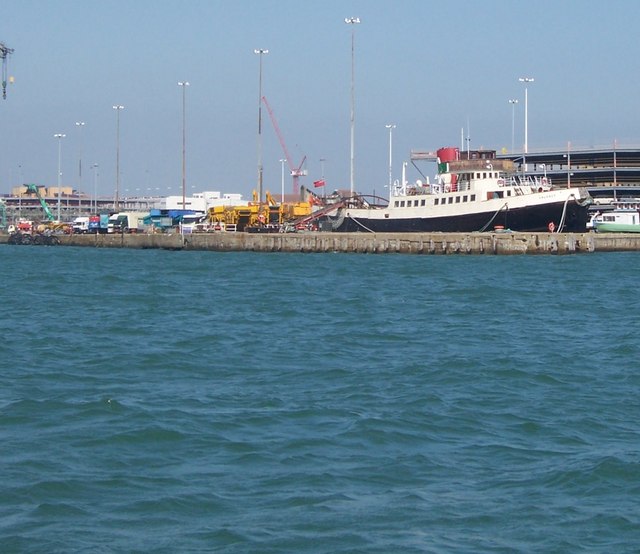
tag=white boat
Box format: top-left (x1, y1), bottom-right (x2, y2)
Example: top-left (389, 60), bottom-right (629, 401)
top-left (589, 208), bottom-right (640, 233)
top-left (330, 147), bottom-right (593, 233)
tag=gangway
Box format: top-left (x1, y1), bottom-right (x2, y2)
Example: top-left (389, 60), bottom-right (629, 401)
top-left (288, 200), bottom-right (345, 229)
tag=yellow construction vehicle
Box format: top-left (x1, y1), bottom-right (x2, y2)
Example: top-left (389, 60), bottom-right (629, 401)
top-left (205, 189), bottom-right (315, 232)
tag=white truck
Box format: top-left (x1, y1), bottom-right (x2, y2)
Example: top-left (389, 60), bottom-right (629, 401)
top-left (107, 212), bottom-right (149, 233)
top-left (72, 216), bottom-right (90, 233)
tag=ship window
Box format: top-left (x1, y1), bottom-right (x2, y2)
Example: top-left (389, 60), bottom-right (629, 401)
top-left (421, 199), bottom-right (426, 206)
top-left (435, 198), bottom-right (439, 205)
top-left (463, 195), bottom-right (468, 202)
top-left (414, 200), bottom-right (419, 207)
top-left (471, 194), bottom-right (476, 201)
top-left (394, 201), bottom-right (399, 207)
top-left (455, 196), bottom-right (461, 203)
top-left (483, 172), bottom-right (487, 179)
top-left (400, 200), bottom-right (405, 207)
top-left (448, 197), bottom-right (454, 204)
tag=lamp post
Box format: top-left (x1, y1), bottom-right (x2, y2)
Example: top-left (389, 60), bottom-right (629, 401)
top-left (319, 158), bottom-right (327, 199)
top-left (92, 163), bottom-right (99, 213)
top-left (508, 99), bottom-right (518, 153)
top-left (75, 121), bottom-right (85, 210)
top-left (178, 81), bottom-right (190, 210)
top-left (613, 139), bottom-right (618, 197)
top-left (385, 124), bottom-right (396, 188)
top-left (518, 77), bottom-right (534, 158)
top-left (279, 158), bottom-right (286, 204)
top-left (18, 164), bottom-right (22, 217)
top-left (254, 48), bottom-right (268, 204)
top-left (112, 105), bottom-right (124, 211)
top-left (345, 16), bottom-right (360, 196)
top-left (567, 141), bottom-right (571, 188)
top-left (54, 133), bottom-right (66, 221)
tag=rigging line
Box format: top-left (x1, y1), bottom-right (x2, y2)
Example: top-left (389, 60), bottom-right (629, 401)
top-left (556, 194), bottom-right (575, 233)
top-left (478, 203), bottom-right (508, 233)
top-left (348, 214), bottom-right (375, 233)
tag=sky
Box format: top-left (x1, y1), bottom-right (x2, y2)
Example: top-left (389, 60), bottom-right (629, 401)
top-left (2, 0), bottom-right (640, 200)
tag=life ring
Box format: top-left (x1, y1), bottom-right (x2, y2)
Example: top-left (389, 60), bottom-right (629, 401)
top-left (548, 221), bottom-right (555, 232)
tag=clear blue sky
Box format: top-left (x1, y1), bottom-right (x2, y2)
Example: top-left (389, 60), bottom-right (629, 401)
top-left (2, 0), bottom-right (639, 199)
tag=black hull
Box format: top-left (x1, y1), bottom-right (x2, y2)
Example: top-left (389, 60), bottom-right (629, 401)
top-left (334, 200), bottom-right (590, 233)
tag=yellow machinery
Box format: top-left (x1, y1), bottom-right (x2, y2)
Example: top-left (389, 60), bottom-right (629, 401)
top-left (206, 189), bottom-right (313, 231)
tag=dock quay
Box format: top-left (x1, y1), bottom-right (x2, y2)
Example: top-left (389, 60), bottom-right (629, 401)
top-left (2, 231), bottom-right (640, 254)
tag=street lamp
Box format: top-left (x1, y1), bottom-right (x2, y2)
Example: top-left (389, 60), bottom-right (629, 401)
top-left (75, 121), bottom-right (85, 210)
top-left (508, 99), bottom-right (518, 153)
top-left (112, 105), bottom-right (124, 211)
top-left (518, 77), bottom-right (534, 155)
top-left (18, 164), bottom-right (22, 217)
top-left (92, 163), bottom-right (99, 213)
top-left (177, 81), bottom-right (190, 210)
top-left (385, 124), bottom-right (396, 188)
top-left (54, 133), bottom-right (66, 221)
top-left (345, 16), bottom-right (360, 196)
top-left (279, 158), bottom-right (286, 204)
top-left (567, 141), bottom-right (571, 188)
top-left (254, 48), bottom-right (268, 204)
top-left (319, 158), bottom-right (327, 199)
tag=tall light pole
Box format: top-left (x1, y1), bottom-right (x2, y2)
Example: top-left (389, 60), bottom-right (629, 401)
top-left (279, 158), bottom-right (286, 204)
top-left (18, 164), bottom-right (22, 217)
top-left (319, 158), bottom-right (327, 199)
top-left (112, 105), bottom-right (124, 211)
top-left (508, 99), bottom-right (518, 153)
top-left (75, 121), bottom-right (85, 210)
top-left (345, 16), bottom-right (360, 197)
top-left (178, 81), bottom-right (190, 210)
top-left (385, 124), bottom-right (396, 187)
top-left (518, 77), bottom-right (534, 155)
top-left (254, 48), bottom-right (268, 204)
top-left (567, 141), bottom-right (571, 189)
top-left (54, 133), bottom-right (66, 221)
top-left (92, 163), bottom-right (99, 213)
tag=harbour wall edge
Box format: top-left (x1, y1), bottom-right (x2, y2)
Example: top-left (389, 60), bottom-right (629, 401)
top-left (2, 231), bottom-right (640, 254)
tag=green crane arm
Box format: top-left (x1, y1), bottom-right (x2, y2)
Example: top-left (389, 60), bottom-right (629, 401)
top-left (25, 184), bottom-right (56, 221)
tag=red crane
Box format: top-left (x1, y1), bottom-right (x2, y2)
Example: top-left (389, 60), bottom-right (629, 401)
top-left (262, 95), bottom-right (307, 194)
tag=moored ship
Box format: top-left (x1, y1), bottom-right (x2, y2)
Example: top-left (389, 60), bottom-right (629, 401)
top-left (588, 206), bottom-right (640, 233)
top-left (330, 147), bottom-right (593, 233)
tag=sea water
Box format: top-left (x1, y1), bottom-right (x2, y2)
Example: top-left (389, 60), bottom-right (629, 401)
top-left (1, 246), bottom-right (639, 553)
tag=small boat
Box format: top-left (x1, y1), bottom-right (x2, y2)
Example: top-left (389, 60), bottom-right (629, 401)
top-left (329, 147), bottom-right (593, 233)
top-left (589, 208), bottom-right (640, 233)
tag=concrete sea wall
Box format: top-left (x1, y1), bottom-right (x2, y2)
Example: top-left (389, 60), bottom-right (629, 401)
top-left (3, 231), bottom-right (640, 254)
